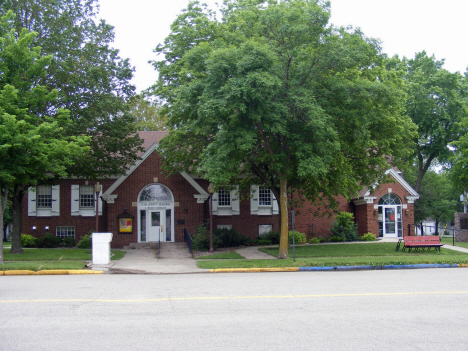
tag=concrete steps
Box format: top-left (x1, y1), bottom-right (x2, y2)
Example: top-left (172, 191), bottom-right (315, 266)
top-left (124, 242), bottom-right (159, 250)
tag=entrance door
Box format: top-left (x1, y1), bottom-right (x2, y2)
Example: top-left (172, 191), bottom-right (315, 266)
top-left (383, 206), bottom-right (397, 237)
top-left (147, 211), bottom-right (164, 242)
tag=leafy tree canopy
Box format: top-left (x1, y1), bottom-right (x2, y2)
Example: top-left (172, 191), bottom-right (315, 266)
top-left (0, 11), bottom-right (89, 256)
top-left (386, 52), bottom-right (468, 192)
top-left (153, 0), bottom-right (416, 257)
top-left (0, 0), bottom-right (143, 179)
top-left (129, 95), bottom-right (168, 131)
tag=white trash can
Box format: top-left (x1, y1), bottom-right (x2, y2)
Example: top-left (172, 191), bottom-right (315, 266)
top-left (92, 232), bottom-right (113, 265)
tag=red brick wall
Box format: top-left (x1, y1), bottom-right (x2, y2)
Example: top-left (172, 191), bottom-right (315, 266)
top-left (21, 179), bottom-right (115, 242)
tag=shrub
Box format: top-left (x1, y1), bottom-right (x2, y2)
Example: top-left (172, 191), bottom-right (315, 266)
top-left (62, 237), bottom-right (77, 247)
top-left (317, 236), bottom-right (325, 243)
top-left (330, 211), bottom-right (360, 242)
top-left (214, 227), bottom-right (248, 248)
top-left (21, 234), bottom-right (36, 248)
top-left (255, 237), bottom-right (272, 245)
top-left (309, 237), bottom-right (321, 244)
top-left (361, 233), bottom-right (376, 241)
top-left (329, 235), bottom-right (345, 242)
top-left (77, 234), bottom-right (92, 249)
top-left (35, 232), bottom-right (62, 248)
top-left (192, 225), bottom-right (215, 251)
top-left (288, 230), bottom-right (306, 244)
top-left (261, 231), bottom-right (280, 245)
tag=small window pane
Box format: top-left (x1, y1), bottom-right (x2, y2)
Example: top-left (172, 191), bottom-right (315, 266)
top-left (218, 188), bottom-right (231, 207)
top-left (80, 185), bottom-right (95, 208)
top-left (151, 212), bottom-right (160, 227)
top-left (56, 226), bottom-right (75, 239)
top-left (140, 210), bottom-right (146, 241)
top-left (259, 187), bottom-right (271, 206)
top-left (37, 185), bottom-right (52, 208)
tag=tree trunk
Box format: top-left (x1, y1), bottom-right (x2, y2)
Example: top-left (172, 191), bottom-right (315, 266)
top-left (10, 186), bottom-right (24, 254)
top-left (0, 184), bottom-right (7, 264)
top-left (0, 206), bottom-right (3, 264)
top-left (278, 178), bottom-right (289, 259)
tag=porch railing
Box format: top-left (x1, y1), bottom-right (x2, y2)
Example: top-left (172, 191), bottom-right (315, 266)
top-left (184, 228), bottom-right (193, 258)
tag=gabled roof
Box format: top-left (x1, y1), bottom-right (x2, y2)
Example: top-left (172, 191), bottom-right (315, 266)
top-left (359, 168), bottom-right (419, 198)
top-left (102, 131), bottom-right (208, 200)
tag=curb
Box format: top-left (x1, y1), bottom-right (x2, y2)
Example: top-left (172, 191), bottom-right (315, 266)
top-left (210, 263), bottom-right (466, 273)
top-left (0, 270), bottom-right (104, 276)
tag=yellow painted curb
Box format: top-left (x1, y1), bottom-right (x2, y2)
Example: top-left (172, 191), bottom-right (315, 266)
top-left (1, 270), bottom-right (104, 276)
top-left (68, 270), bottom-right (103, 274)
top-left (36, 270), bottom-right (70, 275)
top-left (459, 264), bottom-right (468, 268)
top-left (4, 270), bottom-right (36, 275)
top-left (211, 267), bottom-right (299, 273)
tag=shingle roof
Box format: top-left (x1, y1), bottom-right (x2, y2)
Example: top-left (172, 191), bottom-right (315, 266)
top-left (137, 131), bottom-right (168, 156)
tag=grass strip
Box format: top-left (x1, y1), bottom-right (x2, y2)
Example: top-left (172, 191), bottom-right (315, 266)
top-left (260, 243), bottom-right (467, 257)
top-left (196, 252), bottom-right (245, 260)
top-left (0, 261), bottom-right (87, 271)
top-left (197, 255), bottom-right (468, 269)
top-left (3, 248), bottom-right (126, 261)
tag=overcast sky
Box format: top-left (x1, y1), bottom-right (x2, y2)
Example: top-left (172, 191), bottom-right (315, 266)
top-left (98, 0), bottom-right (468, 93)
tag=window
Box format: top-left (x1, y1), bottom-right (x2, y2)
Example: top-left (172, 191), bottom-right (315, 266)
top-left (80, 185), bottom-right (95, 208)
top-left (139, 184), bottom-right (172, 202)
top-left (71, 184), bottom-right (101, 216)
top-left (259, 225), bottom-right (273, 235)
top-left (258, 187), bottom-right (271, 206)
top-left (212, 186), bottom-right (240, 216)
top-left (37, 185), bottom-right (52, 208)
top-left (250, 185), bottom-right (278, 215)
top-left (56, 226), bottom-right (75, 239)
top-left (28, 185), bottom-right (60, 217)
top-left (378, 193), bottom-right (401, 205)
top-left (218, 188), bottom-right (231, 207)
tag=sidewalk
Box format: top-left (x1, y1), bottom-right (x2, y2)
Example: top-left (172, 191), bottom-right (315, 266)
top-left (100, 242), bottom-right (209, 274)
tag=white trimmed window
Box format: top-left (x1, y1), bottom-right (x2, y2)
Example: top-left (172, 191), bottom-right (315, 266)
top-left (250, 185), bottom-right (278, 215)
top-left (258, 187), bottom-right (271, 206)
top-left (28, 185), bottom-right (60, 217)
top-left (212, 186), bottom-right (240, 216)
top-left (37, 185), bottom-right (52, 208)
top-left (80, 185), bottom-right (95, 208)
top-left (56, 226), bottom-right (75, 239)
top-left (218, 188), bottom-right (231, 207)
top-left (71, 184), bottom-right (102, 216)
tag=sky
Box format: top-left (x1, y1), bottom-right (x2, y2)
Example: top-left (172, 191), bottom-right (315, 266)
top-left (98, 0), bottom-right (468, 93)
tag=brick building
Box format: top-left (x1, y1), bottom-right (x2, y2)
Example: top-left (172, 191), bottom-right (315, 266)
top-left (22, 132), bottom-right (419, 248)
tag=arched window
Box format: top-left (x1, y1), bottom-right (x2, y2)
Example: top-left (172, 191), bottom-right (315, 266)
top-left (378, 193), bottom-right (401, 205)
top-left (139, 184), bottom-right (173, 202)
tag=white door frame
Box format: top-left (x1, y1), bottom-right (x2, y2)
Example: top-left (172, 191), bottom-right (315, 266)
top-left (382, 205), bottom-right (400, 237)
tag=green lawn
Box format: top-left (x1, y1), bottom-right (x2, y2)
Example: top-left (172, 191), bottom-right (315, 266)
top-left (441, 238), bottom-right (468, 248)
top-left (196, 252), bottom-right (245, 260)
top-left (1, 248), bottom-right (126, 271)
top-left (196, 242), bottom-right (468, 270)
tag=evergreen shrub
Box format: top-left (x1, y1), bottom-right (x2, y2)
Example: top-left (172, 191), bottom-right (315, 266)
top-left (35, 232), bottom-right (61, 248)
top-left (77, 235), bottom-right (92, 249)
top-left (21, 234), bottom-right (36, 248)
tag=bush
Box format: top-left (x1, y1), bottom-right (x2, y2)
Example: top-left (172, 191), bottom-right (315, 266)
top-left (35, 232), bottom-right (62, 248)
top-left (261, 231), bottom-right (280, 245)
top-left (317, 236), bottom-right (325, 243)
top-left (192, 225), bottom-right (217, 251)
top-left (309, 237), bottom-right (321, 244)
top-left (361, 233), bottom-right (376, 241)
top-left (21, 234), bottom-right (36, 248)
top-left (288, 230), bottom-right (306, 244)
top-left (329, 235), bottom-right (345, 242)
top-left (77, 234), bottom-right (92, 249)
top-left (330, 212), bottom-right (360, 242)
top-left (62, 237), bottom-right (77, 247)
top-left (214, 227), bottom-right (248, 248)
top-left (255, 237), bottom-right (272, 245)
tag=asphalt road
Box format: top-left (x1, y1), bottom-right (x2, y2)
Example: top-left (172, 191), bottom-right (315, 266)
top-left (1, 269), bottom-right (468, 351)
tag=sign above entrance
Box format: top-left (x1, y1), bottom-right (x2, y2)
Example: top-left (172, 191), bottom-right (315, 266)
top-left (139, 202), bottom-right (172, 210)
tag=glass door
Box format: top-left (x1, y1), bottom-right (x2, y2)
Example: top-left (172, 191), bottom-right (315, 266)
top-left (383, 206), bottom-right (397, 237)
top-left (147, 211), bottom-right (165, 242)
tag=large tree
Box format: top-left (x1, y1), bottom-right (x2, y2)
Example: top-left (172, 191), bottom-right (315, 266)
top-left (153, 0), bottom-right (415, 258)
top-left (129, 95), bottom-right (168, 131)
top-left (0, 11), bottom-right (88, 258)
top-left (1, 0), bottom-right (144, 253)
top-left (387, 52), bottom-right (468, 192)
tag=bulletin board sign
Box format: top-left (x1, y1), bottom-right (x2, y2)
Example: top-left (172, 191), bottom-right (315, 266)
top-left (119, 218), bottom-right (133, 233)
top-left (117, 209), bottom-right (134, 234)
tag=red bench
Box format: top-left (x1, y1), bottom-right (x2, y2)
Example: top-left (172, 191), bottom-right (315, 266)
top-left (396, 236), bottom-right (443, 253)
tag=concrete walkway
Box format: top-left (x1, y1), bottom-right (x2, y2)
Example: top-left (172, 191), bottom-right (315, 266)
top-left (102, 242), bottom-right (209, 274)
top-left (235, 246), bottom-right (276, 259)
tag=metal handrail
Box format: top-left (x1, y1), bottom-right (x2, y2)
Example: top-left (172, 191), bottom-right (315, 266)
top-left (184, 228), bottom-right (193, 258)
